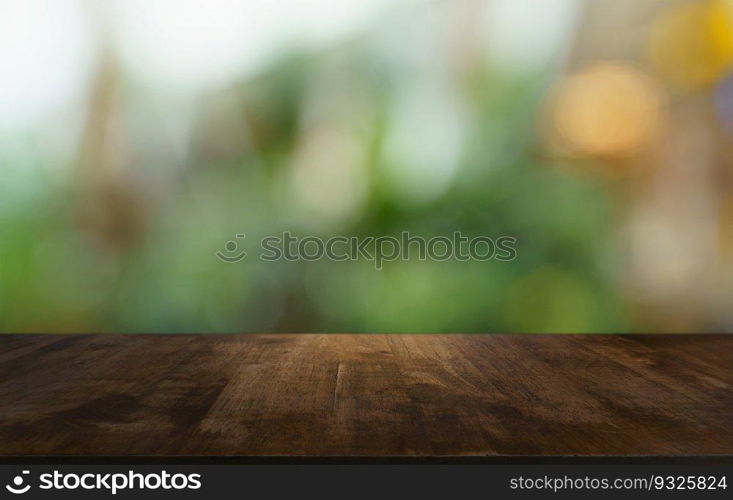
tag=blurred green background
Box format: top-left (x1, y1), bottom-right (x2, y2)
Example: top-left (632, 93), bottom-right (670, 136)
top-left (1, 0), bottom-right (732, 333)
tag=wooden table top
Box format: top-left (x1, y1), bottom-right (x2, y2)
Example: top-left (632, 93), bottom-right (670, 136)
top-left (0, 334), bottom-right (731, 457)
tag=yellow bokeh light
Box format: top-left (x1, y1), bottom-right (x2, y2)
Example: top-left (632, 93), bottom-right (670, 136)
top-left (548, 62), bottom-right (662, 158)
top-left (647, 0), bottom-right (733, 90)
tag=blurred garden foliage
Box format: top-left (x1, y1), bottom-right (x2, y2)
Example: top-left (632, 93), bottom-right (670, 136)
top-left (2, 0), bottom-right (732, 333)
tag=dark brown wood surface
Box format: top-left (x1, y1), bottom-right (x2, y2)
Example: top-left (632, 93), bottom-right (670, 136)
top-left (0, 334), bottom-right (731, 456)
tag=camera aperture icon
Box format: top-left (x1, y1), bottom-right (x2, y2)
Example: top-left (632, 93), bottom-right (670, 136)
top-left (216, 234), bottom-right (247, 263)
top-left (6, 471), bottom-right (31, 494)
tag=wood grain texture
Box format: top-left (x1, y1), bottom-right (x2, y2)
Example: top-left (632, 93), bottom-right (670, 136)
top-left (0, 334), bottom-right (731, 456)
